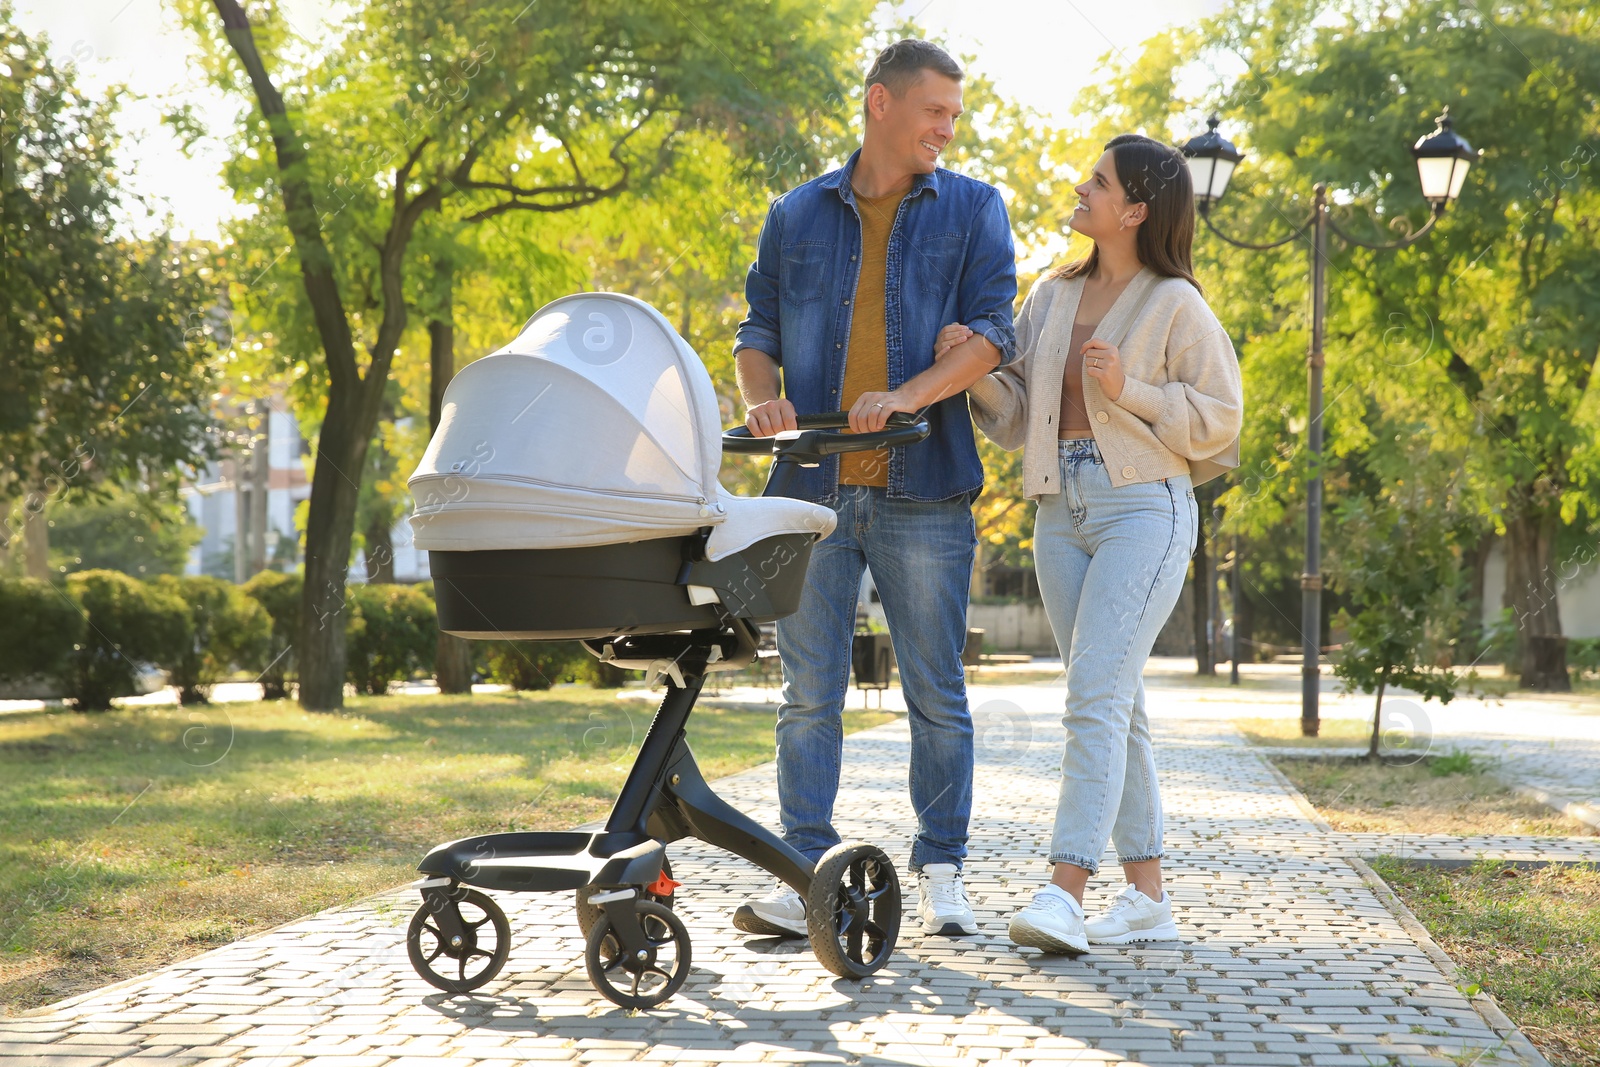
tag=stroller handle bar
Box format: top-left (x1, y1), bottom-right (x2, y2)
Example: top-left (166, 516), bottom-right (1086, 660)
top-left (722, 411), bottom-right (930, 466)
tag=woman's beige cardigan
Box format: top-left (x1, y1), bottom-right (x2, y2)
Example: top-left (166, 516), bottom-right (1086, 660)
top-left (967, 268), bottom-right (1244, 498)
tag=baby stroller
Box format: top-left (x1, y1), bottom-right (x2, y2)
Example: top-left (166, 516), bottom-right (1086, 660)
top-left (403, 293), bottom-right (929, 1008)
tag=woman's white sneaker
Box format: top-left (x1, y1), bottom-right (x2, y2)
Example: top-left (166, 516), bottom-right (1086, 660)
top-left (1084, 884), bottom-right (1179, 944)
top-left (1008, 886), bottom-right (1089, 956)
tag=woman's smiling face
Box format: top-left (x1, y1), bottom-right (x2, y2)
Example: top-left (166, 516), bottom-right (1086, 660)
top-left (1069, 149), bottom-right (1144, 240)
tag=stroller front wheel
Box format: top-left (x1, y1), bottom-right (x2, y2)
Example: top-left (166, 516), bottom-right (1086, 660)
top-left (585, 899), bottom-right (692, 1009)
top-left (406, 887), bottom-right (511, 993)
top-left (576, 855), bottom-right (674, 940)
top-left (807, 842), bottom-right (901, 978)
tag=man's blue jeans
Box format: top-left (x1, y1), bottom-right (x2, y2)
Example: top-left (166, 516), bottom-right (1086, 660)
top-left (774, 485), bottom-right (976, 871)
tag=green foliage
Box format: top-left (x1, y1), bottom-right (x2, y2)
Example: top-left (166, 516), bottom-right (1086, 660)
top-left (1188, 0), bottom-right (1600, 679)
top-left (0, 578), bottom-right (83, 688)
top-left (153, 576), bottom-right (272, 705)
top-left (46, 487), bottom-right (204, 579)
top-left (344, 584), bottom-right (436, 696)
top-left (1570, 638), bottom-right (1600, 680)
top-left (241, 570), bottom-right (301, 699)
top-left (1429, 748), bottom-right (1488, 778)
top-left (1328, 472), bottom-right (1470, 758)
top-left (180, 0), bottom-right (874, 707)
top-left (479, 642), bottom-right (588, 691)
top-left (0, 9), bottom-right (221, 514)
top-left (577, 657), bottom-right (631, 690)
top-left (1045, 0), bottom-right (1600, 674)
top-left (61, 570), bottom-right (191, 712)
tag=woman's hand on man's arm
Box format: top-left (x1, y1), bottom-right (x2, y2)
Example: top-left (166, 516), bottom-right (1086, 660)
top-left (848, 326), bottom-right (1000, 434)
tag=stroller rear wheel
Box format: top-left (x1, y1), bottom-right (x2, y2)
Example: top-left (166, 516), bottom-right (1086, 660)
top-left (807, 842), bottom-right (901, 978)
top-left (406, 887), bottom-right (511, 993)
top-left (584, 899), bottom-right (691, 1008)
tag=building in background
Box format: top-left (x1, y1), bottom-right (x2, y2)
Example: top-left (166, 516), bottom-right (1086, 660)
top-left (181, 394), bottom-right (427, 584)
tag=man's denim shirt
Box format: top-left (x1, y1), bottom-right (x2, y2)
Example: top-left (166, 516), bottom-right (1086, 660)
top-left (734, 150), bottom-right (1018, 506)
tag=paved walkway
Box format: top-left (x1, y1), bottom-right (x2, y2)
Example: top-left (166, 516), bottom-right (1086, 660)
top-left (7, 679), bottom-right (1591, 1067)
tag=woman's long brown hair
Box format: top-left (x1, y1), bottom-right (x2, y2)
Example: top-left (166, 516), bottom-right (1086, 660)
top-left (1050, 133), bottom-right (1203, 293)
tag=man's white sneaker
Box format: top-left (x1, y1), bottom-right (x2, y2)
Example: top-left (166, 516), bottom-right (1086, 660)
top-left (732, 881), bottom-right (808, 938)
top-left (1008, 885), bottom-right (1089, 955)
top-left (1084, 884), bottom-right (1180, 944)
top-left (916, 863), bottom-right (978, 936)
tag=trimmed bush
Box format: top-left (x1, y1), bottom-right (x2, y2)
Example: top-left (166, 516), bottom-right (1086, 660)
top-left (345, 583), bottom-right (436, 695)
top-left (154, 575), bottom-right (272, 704)
top-left (63, 570), bottom-right (191, 711)
top-left (242, 570), bottom-right (300, 699)
top-left (577, 656), bottom-right (631, 689)
top-left (1572, 637), bottom-right (1600, 680)
top-left (480, 641), bottom-right (588, 691)
top-left (0, 577), bottom-right (85, 693)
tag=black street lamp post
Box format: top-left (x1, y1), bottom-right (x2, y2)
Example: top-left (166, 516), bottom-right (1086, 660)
top-left (1181, 110), bottom-right (1479, 736)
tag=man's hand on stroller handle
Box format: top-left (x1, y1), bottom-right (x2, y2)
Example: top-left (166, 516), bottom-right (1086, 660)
top-left (746, 397), bottom-right (800, 437)
top-left (736, 349), bottom-right (798, 437)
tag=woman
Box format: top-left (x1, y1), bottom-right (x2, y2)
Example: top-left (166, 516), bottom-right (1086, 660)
top-left (937, 134), bottom-right (1243, 954)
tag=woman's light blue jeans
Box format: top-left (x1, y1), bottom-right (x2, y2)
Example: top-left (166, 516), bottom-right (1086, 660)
top-left (774, 484), bottom-right (977, 871)
top-left (1033, 439), bottom-right (1198, 874)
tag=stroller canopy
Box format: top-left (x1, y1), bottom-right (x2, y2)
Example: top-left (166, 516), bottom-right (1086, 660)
top-left (409, 293), bottom-right (832, 561)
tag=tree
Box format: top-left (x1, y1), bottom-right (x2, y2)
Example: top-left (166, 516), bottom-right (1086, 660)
top-left (1, 9), bottom-right (221, 578)
top-left (1071, 0), bottom-right (1600, 692)
top-left (46, 486), bottom-right (204, 579)
top-left (1195, 0), bottom-right (1600, 689)
top-left (1326, 438), bottom-right (1474, 760)
top-left (188, 0), bottom-right (871, 710)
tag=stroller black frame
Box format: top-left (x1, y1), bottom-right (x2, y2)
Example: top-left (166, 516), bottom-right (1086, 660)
top-left (405, 414), bottom-right (926, 1008)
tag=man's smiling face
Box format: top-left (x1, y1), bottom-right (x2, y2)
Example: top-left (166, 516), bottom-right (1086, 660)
top-left (869, 71), bottom-right (963, 177)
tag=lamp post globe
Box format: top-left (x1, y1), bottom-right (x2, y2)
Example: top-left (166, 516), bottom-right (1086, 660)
top-left (1411, 107), bottom-right (1478, 207)
top-left (1181, 115), bottom-right (1244, 206)
top-left (1179, 108), bottom-right (1478, 736)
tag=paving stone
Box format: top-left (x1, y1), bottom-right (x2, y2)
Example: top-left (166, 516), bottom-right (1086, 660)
top-left (5, 686), bottom-right (1571, 1067)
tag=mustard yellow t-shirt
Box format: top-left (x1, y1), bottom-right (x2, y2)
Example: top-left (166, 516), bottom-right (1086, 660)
top-left (839, 187), bottom-right (908, 486)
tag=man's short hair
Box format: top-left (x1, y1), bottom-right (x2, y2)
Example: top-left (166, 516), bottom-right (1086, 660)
top-left (864, 39), bottom-right (962, 117)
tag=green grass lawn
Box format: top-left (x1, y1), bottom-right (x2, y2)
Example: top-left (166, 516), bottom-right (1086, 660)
top-left (1273, 752), bottom-right (1596, 837)
top-left (1235, 715), bottom-right (1377, 748)
top-left (0, 690), bottom-right (893, 1014)
top-left (1370, 858), bottom-right (1600, 1067)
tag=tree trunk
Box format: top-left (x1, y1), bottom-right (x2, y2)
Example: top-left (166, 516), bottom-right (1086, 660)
top-left (1236, 574), bottom-right (1256, 667)
top-left (1464, 530), bottom-right (1494, 657)
top-left (428, 264), bottom-right (475, 696)
top-left (1503, 505), bottom-right (1570, 691)
top-left (23, 501), bottom-right (50, 580)
top-left (1368, 670), bottom-right (1388, 761)
top-left (249, 404), bottom-right (271, 576)
top-left (1191, 483), bottom-right (1213, 675)
top-left (233, 449), bottom-right (249, 584)
top-left (364, 506), bottom-right (395, 584)
top-left (1228, 535), bottom-right (1240, 685)
top-left (211, 2), bottom-right (422, 710)
top-left (297, 387), bottom-right (378, 710)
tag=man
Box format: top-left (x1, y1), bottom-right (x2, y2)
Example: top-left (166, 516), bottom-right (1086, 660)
top-left (732, 38), bottom-right (1017, 938)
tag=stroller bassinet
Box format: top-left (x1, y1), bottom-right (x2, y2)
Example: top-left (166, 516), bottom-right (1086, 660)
top-left (402, 293), bottom-right (924, 1007)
